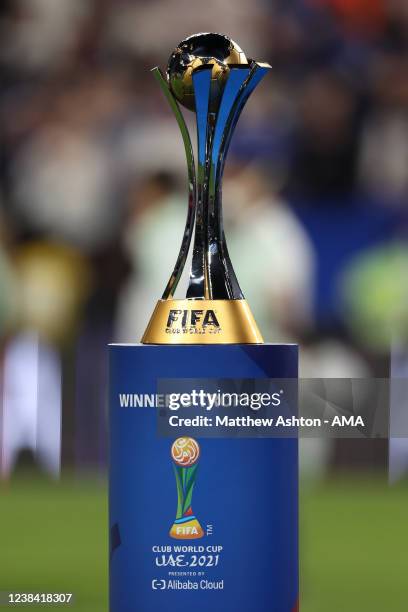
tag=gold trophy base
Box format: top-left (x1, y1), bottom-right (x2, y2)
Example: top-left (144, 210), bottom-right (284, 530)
top-left (142, 299), bottom-right (263, 344)
top-left (169, 518), bottom-right (204, 539)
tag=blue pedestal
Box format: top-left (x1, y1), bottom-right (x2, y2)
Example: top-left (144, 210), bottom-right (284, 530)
top-left (109, 344), bottom-right (298, 612)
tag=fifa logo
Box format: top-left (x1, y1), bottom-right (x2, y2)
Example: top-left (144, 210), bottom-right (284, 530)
top-left (166, 309), bottom-right (220, 335)
top-left (169, 437), bottom-right (204, 539)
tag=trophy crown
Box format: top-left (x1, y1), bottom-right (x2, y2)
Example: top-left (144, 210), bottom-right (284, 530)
top-left (167, 32), bottom-right (247, 112)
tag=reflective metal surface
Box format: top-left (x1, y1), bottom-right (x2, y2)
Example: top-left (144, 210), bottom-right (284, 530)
top-left (143, 33), bottom-right (271, 344)
top-left (151, 67), bottom-right (197, 300)
top-left (167, 32), bottom-right (247, 112)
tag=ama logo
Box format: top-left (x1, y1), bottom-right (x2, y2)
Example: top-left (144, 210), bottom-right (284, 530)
top-left (166, 309), bottom-right (220, 335)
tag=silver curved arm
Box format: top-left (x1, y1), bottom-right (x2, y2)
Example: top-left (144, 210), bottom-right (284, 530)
top-left (151, 67), bottom-right (197, 299)
top-left (216, 62), bottom-right (271, 186)
top-left (151, 62), bottom-right (271, 301)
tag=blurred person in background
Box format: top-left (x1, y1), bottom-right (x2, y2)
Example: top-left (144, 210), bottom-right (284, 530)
top-left (0, 1), bottom-right (136, 473)
top-left (286, 69), bottom-right (361, 202)
top-left (341, 241), bottom-right (408, 356)
top-left (0, 0), bottom-right (90, 77)
top-left (116, 171), bottom-right (186, 342)
top-left (299, 329), bottom-right (372, 480)
top-left (358, 53), bottom-right (408, 206)
top-left (1, 241), bottom-right (90, 478)
top-left (224, 162), bottom-right (316, 342)
top-left (340, 239), bottom-right (408, 479)
top-left (107, 0), bottom-right (268, 60)
top-left (10, 69), bottom-right (131, 251)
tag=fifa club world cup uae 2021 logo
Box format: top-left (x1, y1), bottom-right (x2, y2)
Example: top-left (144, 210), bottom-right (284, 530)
top-left (169, 437), bottom-right (204, 539)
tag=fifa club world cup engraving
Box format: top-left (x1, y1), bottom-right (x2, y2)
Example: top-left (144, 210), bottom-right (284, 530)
top-left (142, 33), bottom-right (271, 345)
top-left (170, 437), bottom-right (204, 539)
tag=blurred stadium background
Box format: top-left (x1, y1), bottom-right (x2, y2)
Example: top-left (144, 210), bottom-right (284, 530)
top-left (0, 0), bottom-right (407, 610)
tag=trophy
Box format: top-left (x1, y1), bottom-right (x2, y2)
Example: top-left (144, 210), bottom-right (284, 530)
top-left (169, 437), bottom-right (204, 539)
top-left (141, 33), bottom-right (271, 345)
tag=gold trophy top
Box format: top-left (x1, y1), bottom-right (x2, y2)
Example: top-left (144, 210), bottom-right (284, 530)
top-left (167, 32), bottom-right (247, 111)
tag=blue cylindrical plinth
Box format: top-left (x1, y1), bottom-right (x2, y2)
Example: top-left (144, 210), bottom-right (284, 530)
top-left (109, 343), bottom-right (298, 612)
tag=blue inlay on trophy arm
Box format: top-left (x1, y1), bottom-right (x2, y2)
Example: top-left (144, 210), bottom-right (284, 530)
top-left (208, 66), bottom-right (251, 201)
top-left (187, 65), bottom-right (213, 299)
top-left (151, 67), bottom-right (197, 300)
top-left (205, 66), bottom-right (251, 300)
top-left (207, 63), bottom-right (271, 300)
top-left (216, 62), bottom-right (271, 187)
